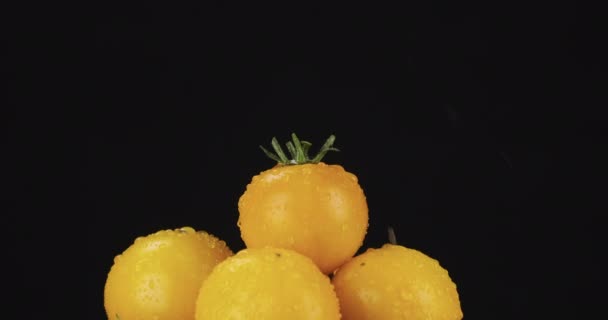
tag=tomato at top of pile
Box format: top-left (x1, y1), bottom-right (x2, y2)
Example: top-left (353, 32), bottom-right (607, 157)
top-left (237, 134), bottom-right (369, 274)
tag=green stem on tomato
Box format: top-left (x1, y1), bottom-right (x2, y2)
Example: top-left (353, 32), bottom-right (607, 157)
top-left (310, 134), bottom-right (339, 163)
top-left (271, 137), bottom-right (290, 163)
top-left (285, 141), bottom-right (297, 160)
top-left (301, 141), bottom-right (312, 159)
top-left (260, 133), bottom-right (339, 165)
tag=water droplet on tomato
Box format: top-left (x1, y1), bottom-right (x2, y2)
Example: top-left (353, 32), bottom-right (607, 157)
top-left (291, 304), bottom-right (301, 312)
top-left (178, 226), bottom-right (195, 234)
top-left (400, 289), bottom-right (412, 300)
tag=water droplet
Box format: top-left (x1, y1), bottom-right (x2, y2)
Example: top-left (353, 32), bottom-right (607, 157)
top-left (400, 289), bottom-right (412, 300)
top-left (178, 226), bottom-right (195, 234)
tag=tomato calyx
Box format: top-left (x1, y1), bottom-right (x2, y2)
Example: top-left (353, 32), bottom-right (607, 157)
top-left (260, 133), bottom-right (339, 165)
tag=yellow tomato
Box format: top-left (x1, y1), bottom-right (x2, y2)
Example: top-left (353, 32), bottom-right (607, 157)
top-left (332, 244), bottom-right (463, 320)
top-left (195, 246), bottom-right (341, 320)
top-left (238, 134), bottom-right (369, 274)
top-left (104, 227), bottom-right (233, 320)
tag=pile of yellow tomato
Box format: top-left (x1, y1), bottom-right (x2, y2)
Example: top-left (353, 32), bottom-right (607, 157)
top-left (104, 134), bottom-right (463, 319)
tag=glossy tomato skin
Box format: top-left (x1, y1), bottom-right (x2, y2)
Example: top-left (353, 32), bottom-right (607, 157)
top-left (332, 244), bottom-right (463, 320)
top-left (238, 162), bottom-right (368, 274)
top-left (104, 227), bottom-right (233, 320)
top-left (195, 247), bottom-right (341, 320)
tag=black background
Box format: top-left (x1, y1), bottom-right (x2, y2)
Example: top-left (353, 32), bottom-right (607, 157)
top-left (5, 1), bottom-right (604, 319)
